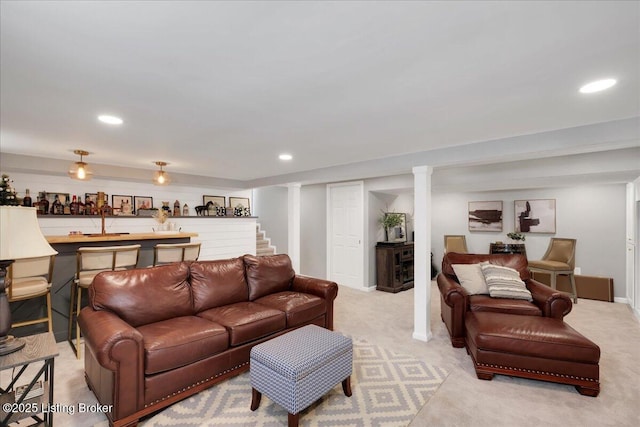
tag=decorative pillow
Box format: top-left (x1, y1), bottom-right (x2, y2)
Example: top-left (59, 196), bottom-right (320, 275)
top-left (452, 263), bottom-right (489, 295)
top-left (480, 264), bottom-right (532, 301)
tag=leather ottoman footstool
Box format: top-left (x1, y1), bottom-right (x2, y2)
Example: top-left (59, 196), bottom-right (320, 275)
top-left (250, 324), bottom-right (353, 427)
top-left (465, 311), bottom-right (600, 396)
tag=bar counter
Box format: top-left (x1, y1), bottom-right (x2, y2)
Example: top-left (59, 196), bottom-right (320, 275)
top-left (46, 231), bottom-right (198, 244)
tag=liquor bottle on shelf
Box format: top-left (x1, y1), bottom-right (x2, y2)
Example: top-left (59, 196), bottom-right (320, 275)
top-left (63, 196), bottom-right (71, 215)
top-left (173, 200), bottom-right (181, 217)
top-left (22, 189), bottom-right (32, 207)
top-left (51, 194), bottom-right (63, 215)
top-left (84, 194), bottom-right (95, 215)
top-left (182, 203), bottom-right (189, 216)
top-left (40, 192), bottom-right (49, 215)
top-left (77, 195), bottom-right (85, 215)
top-left (70, 195), bottom-right (79, 215)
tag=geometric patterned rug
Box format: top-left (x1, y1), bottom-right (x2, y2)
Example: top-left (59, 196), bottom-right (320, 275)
top-left (143, 339), bottom-right (449, 427)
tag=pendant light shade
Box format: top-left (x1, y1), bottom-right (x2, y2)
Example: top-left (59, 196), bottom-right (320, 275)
top-left (153, 161), bottom-right (171, 185)
top-left (68, 149), bottom-right (93, 180)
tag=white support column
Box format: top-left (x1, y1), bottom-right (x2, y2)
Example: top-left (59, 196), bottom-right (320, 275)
top-left (412, 166), bottom-right (433, 342)
top-left (288, 183), bottom-right (301, 272)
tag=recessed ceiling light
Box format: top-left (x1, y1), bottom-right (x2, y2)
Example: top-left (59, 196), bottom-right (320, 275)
top-left (279, 153), bottom-right (293, 161)
top-left (579, 78), bottom-right (617, 94)
top-left (98, 114), bottom-right (123, 125)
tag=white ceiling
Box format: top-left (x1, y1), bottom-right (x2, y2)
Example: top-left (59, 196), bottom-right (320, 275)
top-left (1, 1), bottom-right (639, 187)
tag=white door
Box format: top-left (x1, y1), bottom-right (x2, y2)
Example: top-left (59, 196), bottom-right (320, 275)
top-left (327, 182), bottom-right (363, 288)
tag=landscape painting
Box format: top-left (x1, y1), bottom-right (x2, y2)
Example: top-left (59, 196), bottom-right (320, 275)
top-left (468, 201), bottom-right (503, 232)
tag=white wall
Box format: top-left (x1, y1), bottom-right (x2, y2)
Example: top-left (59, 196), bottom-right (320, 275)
top-left (300, 184), bottom-right (327, 278)
top-left (432, 184), bottom-right (628, 297)
top-left (38, 216), bottom-right (257, 260)
top-left (294, 177), bottom-right (628, 298)
top-left (253, 186), bottom-right (288, 254)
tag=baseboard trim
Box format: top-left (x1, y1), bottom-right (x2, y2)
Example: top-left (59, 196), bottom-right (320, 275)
top-left (412, 331), bottom-right (432, 342)
top-left (614, 297), bottom-right (629, 304)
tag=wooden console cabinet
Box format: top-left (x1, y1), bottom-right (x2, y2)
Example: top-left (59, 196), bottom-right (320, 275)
top-left (376, 242), bottom-right (414, 293)
top-left (489, 243), bottom-right (527, 257)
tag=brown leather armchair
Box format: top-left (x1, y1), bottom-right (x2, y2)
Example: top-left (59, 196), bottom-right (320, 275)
top-left (437, 253), bottom-right (572, 347)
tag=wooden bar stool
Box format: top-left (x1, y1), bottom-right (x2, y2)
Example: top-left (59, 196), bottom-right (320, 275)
top-left (153, 242), bottom-right (201, 266)
top-left (7, 255), bottom-right (56, 333)
top-left (68, 244), bottom-right (140, 358)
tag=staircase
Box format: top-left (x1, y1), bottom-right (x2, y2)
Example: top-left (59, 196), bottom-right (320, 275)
top-left (256, 224), bottom-right (276, 256)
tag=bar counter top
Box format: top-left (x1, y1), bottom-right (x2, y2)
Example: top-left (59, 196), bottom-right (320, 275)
top-left (46, 231), bottom-right (198, 244)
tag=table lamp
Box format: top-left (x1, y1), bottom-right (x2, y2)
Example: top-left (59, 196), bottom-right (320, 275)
top-left (0, 206), bottom-right (57, 356)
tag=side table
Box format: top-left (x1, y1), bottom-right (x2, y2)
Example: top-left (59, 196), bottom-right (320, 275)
top-left (0, 332), bottom-right (58, 426)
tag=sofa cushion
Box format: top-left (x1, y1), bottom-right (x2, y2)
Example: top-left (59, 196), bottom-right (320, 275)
top-left (198, 302), bottom-right (286, 346)
top-left (90, 262), bottom-right (193, 327)
top-left (137, 316), bottom-right (229, 375)
top-left (469, 295), bottom-right (542, 316)
top-left (255, 291), bottom-right (326, 327)
top-left (442, 253), bottom-right (531, 281)
top-left (481, 264), bottom-right (533, 301)
top-left (190, 258), bottom-right (249, 312)
top-left (244, 254), bottom-right (295, 301)
top-left (452, 263), bottom-right (488, 295)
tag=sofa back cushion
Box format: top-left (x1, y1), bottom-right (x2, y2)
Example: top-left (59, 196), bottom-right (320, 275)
top-left (442, 253), bottom-right (531, 281)
top-left (244, 254), bottom-right (295, 300)
top-left (190, 258), bottom-right (249, 312)
top-left (90, 262), bottom-right (193, 327)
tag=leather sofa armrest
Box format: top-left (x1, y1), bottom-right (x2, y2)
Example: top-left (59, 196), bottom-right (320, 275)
top-left (292, 275), bottom-right (339, 330)
top-left (78, 306), bottom-right (145, 420)
top-left (292, 275), bottom-right (338, 301)
top-left (437, 273), bottom-right (468, 347)
top-left (437, 274), bottom-right (468, 307)
top-left (526, 279), bottom-right (572, 319)
top-left (79, 307), bottom-right (144, 370)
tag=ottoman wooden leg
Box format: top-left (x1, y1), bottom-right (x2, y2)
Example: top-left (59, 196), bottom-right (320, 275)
top-left (250, 388), bottom-right (262, 411)
top-left (342, 376), bottom-right (352, 397)
top-left (288, 412), bottom-right (299, 427)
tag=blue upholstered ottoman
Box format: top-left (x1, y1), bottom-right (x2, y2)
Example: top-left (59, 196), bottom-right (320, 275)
top-left (250, 324), bottom-right (353, 427)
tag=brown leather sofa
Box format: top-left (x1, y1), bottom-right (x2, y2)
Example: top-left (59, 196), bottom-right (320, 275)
top-left (437, 252), bottom-right (572, 347)
top-left (78, 254), bottom-right (338, 427)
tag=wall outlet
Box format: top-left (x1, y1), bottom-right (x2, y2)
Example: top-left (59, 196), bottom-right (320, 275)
top-left (574, 267), bottom-right (581, 275)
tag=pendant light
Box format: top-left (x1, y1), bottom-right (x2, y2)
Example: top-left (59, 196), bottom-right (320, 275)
top-left (153, 161), bottom-right (171, 185)
top-left (68, 150), bottom-right (93, 180)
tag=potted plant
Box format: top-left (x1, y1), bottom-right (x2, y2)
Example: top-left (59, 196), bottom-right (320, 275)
top-left (506, 232), bottom-right (526, 242)
top-left (380, 212), bottom-right (404, 242)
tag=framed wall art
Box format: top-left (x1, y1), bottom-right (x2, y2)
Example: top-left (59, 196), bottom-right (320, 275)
top-left (134, 196), bottom-right (153, 212)
top-left (468, 201), bottom-right (503, 232)
top-left (112, 195), bottom-right (134, 215)
top-left (514, 199), bottom-right (556, 233)
top-left (85, 193), bottom-right (108, 205)
top-left (203, 195), bottom-right (226, 208)
top-left (229, 197), bottom-right (250, 209)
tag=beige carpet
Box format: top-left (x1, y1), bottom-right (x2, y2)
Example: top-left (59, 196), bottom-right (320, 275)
top-left (10, 282), bottom-right (640, 426)
top-left (143, 339), bottom-right (448, 426)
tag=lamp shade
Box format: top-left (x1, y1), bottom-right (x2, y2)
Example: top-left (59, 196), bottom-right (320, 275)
top-left (68, 161), bottom-right (93, 180)
top-left (0, 206), bottom-right (57, 260)
top-left (152, 161), bottom-right (171, 185)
